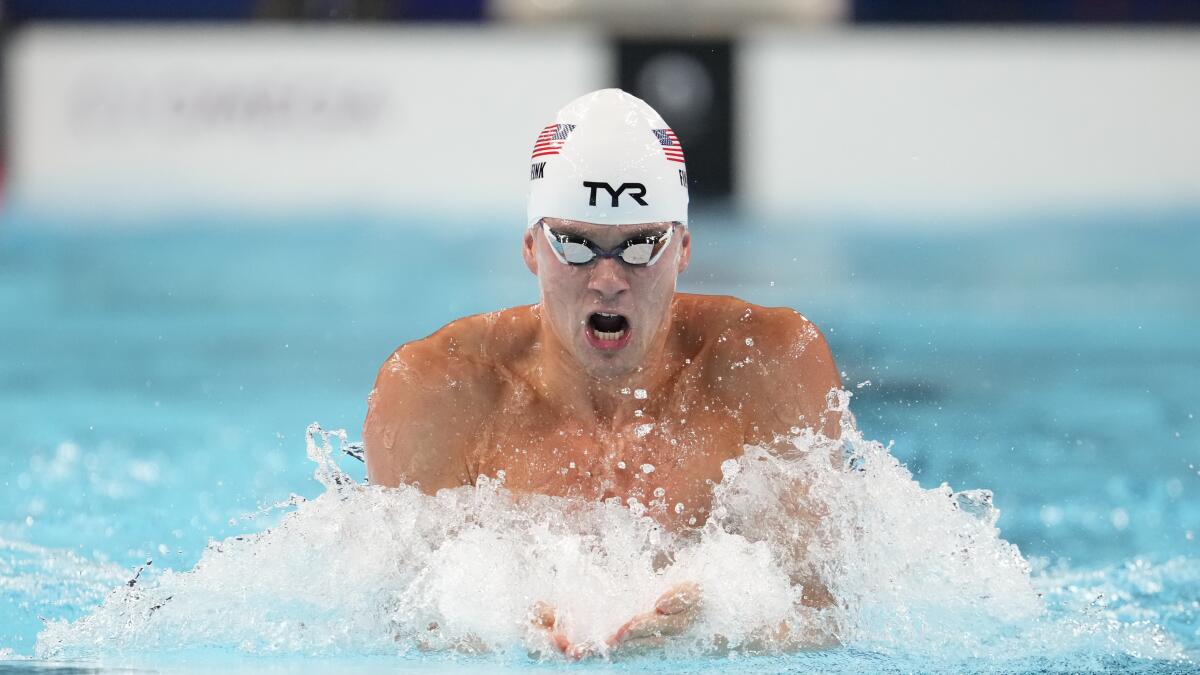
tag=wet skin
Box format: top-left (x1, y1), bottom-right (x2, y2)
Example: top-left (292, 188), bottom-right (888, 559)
top-left (363, 218), bottom-right (843, 655)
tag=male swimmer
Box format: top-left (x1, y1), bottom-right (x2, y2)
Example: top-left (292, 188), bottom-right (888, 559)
top-left (363, 89), bottom-right (843, 657)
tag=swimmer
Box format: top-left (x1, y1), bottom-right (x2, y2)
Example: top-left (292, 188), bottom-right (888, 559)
top-left (363, 88), bottom-right (843, 657)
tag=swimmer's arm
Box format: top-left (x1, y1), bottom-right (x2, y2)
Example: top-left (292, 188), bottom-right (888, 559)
top-left (743, 309), bottom-right (843, 643)
top-left (363, 344), bottom-right (483, 492)
top-left (749, 308), bottom-right (844, 443)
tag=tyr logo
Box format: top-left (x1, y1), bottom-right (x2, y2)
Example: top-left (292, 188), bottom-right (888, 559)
top-left (582, 181), bottom-right (648, 207)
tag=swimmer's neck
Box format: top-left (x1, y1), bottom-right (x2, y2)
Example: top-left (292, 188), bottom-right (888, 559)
top-left (530, 306), bottom-right (683, 426)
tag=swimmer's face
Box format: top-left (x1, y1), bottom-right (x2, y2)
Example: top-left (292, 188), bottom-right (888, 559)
top-left (523, 217), bottom-right (691, 379)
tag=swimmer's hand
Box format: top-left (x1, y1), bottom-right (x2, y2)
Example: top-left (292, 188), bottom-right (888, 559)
top-left (604, 581), bottom-right (702, 655)
top-left (530, 582), bottom-right (702, 660)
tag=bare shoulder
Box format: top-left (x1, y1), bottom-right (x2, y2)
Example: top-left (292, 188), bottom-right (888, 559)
top-left (377, 305), bottom-right (538, 383)
top-left (363, 306), bottom-right (537, 491)
top-left (676, 293), bottom-right (833, 366)
top-left (676, 294), bottom-right (843, 439)
top-left (742, 302), bottom-right (835, 374)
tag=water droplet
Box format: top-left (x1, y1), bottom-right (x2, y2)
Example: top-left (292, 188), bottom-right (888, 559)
top-left (1040, 504), bottom-right (1063, 527)
top-left (640, 463), bottom-right (656, 474)
top-left (1166, 479), bottom-right (1182, 499)
top-left (1110, 508), bottom-right (1130, 531)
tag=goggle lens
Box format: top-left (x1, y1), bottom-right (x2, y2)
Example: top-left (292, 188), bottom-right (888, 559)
top-left (559, 241), bottom-right (598, 265)
top-left (619, 242), bottom-right (656, 265)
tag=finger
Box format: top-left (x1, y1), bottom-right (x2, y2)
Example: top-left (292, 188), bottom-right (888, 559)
top-left (642, 610), bottom-right (694, 637)
top-left (549, 631), bottom-right (571, 654)
top-left (655, 582), bottom-right (702, 615)
top-left (528, 603), bottom-right (572, 654)
top-left (529, 601), bottom-right (556, 629)
top-left (566, 640), bottom-right (600, 660)
top-left (611, 608), bottom-right (693, 644)
top-left (607, 611), bottom-right (646, 645)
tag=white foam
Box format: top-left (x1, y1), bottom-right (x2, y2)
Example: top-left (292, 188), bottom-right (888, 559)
top-left (33, 399), bottom-right (1185, 664)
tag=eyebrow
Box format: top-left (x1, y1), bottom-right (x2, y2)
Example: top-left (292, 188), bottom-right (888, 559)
top-left (558, 227), bottom-right (668, 239)
top-left (628, 227), bottom-right (669, 238)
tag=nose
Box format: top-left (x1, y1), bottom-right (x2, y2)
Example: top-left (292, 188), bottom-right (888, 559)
top-left (586, 257), bottom-right (630, 301)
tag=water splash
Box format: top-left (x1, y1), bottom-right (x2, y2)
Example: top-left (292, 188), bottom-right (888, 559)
top-left (32, 401), bottom-right (1188, 668)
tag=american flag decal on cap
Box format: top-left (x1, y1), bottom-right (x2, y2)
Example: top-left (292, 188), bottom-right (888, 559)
top-left (653, 128), bottom-right (685, 164)
top-left (531, 123), bottom-right (576, 159)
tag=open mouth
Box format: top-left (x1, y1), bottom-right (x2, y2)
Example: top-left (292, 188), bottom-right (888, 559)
top-left (585, 312), bottom-right (632, 350)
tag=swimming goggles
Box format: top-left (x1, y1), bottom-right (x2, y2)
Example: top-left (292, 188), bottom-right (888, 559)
top-left (541, 221), bottom-right (675, 267)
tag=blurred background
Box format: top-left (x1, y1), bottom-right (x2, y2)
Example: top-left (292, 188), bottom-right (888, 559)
top-left (1, 0), bottom-right (1198, 657)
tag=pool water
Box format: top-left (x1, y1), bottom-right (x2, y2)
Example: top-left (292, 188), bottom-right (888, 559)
top-left (0, 210), bottom-right (1197, 673)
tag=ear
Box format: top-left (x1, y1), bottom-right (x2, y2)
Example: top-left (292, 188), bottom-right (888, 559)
top-left (522, 226), bottom-right (539, 275)
top-left (676, 227), bottom-right (691, 274)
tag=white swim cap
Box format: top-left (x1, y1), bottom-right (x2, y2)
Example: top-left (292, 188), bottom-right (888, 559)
top-left (526, 88), bottom-right (688, 229)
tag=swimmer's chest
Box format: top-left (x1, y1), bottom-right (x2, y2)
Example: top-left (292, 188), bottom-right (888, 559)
top-left (471, 396), bottom-right (745, 528)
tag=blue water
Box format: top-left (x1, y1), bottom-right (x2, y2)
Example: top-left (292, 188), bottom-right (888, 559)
top-left (1, 210), bottom-right (1197, 672)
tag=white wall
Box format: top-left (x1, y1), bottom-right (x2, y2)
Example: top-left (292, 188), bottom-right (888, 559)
top-left (7, 25), bottom-right (606, 223)
top-left (10, 26), bottom-right (1200, 224)
top-left (740, 28), bottom-right (1200, 222)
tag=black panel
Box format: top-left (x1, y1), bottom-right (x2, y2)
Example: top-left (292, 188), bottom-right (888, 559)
top-left (617, 39), bottom-right (735, 203)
